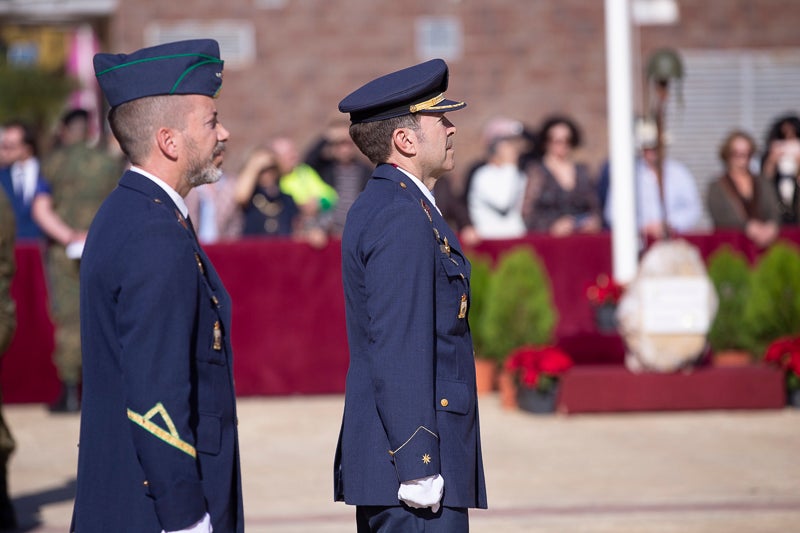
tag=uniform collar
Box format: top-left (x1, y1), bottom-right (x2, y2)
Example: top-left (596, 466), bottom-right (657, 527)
top-left (129, 166), bottom-right (189, 218)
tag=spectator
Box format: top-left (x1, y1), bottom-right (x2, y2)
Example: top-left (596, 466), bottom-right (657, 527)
top-left (304, 119), bottom-right (371, 236)
top-left (185, 173), bottom-right (243, 243)
top-left (433, 173), bottom-right (479, 247)
top-left (468, 116), bottom-right (527, 239)
top-left (522, 115), bottom-right (602, 236)
top-left (234, 146), bottom-right (299, 237)
top-left (604, 118), bottom-right (703, 239)
top-left (708, 130), bottom-right (780, 248)
top-left (0, 190), bottom-right (18, 530)
top-left (41, 108), bottom-right (122, 413)
top-left (0, 121), bottom-right (52, 240)
top-left (760, 114), bottom-right (800, 224)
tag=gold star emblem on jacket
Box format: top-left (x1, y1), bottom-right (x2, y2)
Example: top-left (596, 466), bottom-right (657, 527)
top-left (422, 453), bottom-right (431, 465)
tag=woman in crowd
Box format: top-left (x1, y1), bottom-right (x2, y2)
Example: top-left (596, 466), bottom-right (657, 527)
top-left (235, 146), bottom-right (299, 237)
top-left (760, 114), bottom-right (800, 224)
top-left (521, 115), bottom-right (602, 236)
top-left (707, 130), bottom-right (780, 248)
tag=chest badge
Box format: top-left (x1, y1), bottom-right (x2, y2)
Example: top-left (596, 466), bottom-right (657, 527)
top-left (213, 320), bottom-right (222, 351)
top-left (458, 293), bottom-right (468, 319)
top-left (440, 236), bottom-right (451, 256)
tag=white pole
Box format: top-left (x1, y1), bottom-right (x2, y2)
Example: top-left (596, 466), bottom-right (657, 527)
top-left (605, 0), bottom-right (638, 284)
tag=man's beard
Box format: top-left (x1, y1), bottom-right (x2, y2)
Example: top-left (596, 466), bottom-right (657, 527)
top-left (186, 141), bottom-right (225, 188)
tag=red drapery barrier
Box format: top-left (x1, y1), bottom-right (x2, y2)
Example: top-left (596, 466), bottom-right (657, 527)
top-left (4, 230), bottom-right (800, 403)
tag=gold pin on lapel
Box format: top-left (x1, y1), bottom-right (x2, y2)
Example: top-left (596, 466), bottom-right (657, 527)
top-left (175, 208), bottom-right (189, 230)
top-left (194, 253), bottom-right (205, 275)
top-left (420, 199), bottom-right (432, 223)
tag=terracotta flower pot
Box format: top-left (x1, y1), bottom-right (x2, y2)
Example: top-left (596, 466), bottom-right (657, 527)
top-left (712, 350), bottom-right (752, 367)
top-left (474, 357), bottom-right (497, 395)
top-left (497, 369), bottom-right (518, 409)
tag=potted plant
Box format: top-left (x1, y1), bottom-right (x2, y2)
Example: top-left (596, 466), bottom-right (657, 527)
top-left (706, 245), bottom-right (754, 366)
top-left (479, 246), bottom-right (558, 408)
top-left (585, 273), bottom-right (624, 333)
top-left (504, 345), bottom-right (573, 413)
top-left (467, 254), bottom-right (495, 394)
top-left (763, 335), bottom-right (800, 407)
top-left (744, 242), bottom-right (800, 356)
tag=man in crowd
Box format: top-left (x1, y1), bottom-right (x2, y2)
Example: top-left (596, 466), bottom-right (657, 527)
top-left (72, 39), bottom-right (243, 532)
top-left (42, 108), bottom-right (122, 413)
top-left (334, 58), bottom-right (488, 531)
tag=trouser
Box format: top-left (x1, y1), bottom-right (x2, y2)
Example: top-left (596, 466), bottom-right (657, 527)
top-left (47, 248), bottom-right (82, 386)
top-left (356, 505), bottom-right (468, 532)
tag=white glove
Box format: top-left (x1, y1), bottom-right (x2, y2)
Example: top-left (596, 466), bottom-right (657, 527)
top-left (398, 474), bottom-right (444, 513)
top-left (163, 512), bottom-right (212, 533)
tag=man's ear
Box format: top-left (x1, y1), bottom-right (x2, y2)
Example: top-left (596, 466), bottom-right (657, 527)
top-left (156, 127), bottom-right (179, 160)
top-left (392, 127), bottom-right (417, 157)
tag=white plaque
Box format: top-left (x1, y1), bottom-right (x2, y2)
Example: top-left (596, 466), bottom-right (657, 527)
top-left (640, 277), bottom-right (711, 334)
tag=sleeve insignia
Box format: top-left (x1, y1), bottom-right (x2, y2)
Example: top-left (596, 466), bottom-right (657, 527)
top-left (127, 402), bottom-right (197, 458)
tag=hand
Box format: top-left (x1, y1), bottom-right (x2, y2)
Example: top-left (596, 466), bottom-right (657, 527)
top-left (397, 474), bottom-right (444, 513)
top-left (745, 220), bottom-right (779, 249)
top-left (550, 216), bottom-right (576, 237)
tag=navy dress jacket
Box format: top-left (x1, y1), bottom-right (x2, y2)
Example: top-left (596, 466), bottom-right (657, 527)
top-left (72, 171), bottom-right (243, 532)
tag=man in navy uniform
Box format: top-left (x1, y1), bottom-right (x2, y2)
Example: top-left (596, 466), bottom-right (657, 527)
top-left (72, 40), bottom-right (243, 532)
top-left (334, 59), bottom-right (487, 531)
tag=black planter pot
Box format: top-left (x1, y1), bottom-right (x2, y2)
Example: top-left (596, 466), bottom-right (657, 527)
top-left (516, 384), bottom-right (558, 414)
top-left (593, 303), bottom-right (617, 333)
top-left (788, 388), bottom-right (800, 408)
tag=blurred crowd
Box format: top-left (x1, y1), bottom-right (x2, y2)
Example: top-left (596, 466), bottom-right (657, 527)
top-left (4, 110), bottom-right (798, 256)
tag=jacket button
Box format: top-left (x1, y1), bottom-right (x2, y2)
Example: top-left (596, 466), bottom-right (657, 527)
top-left (440, 398), bottom-right (449, 407)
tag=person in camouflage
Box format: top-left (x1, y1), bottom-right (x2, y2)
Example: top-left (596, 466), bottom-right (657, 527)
top-left (41, 109), bottom-right (123, 413)
top-left (0, 190), bottom-right (18, 530)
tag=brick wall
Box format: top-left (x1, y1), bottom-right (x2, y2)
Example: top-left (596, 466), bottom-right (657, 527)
top-left (106, 0), bottom-right (800, 182)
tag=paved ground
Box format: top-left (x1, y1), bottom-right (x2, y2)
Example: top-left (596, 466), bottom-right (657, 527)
top-left (4, 394), bottom-right (800, 532)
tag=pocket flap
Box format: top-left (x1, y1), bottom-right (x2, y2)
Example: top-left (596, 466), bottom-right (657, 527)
top-left (435, 378), bottom-right (471, 415)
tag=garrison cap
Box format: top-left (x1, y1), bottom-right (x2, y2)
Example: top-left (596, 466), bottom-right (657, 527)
top-left (94, 39), bottom-right (224, 108)
top-left (338, 58), bottom-right (466, 124)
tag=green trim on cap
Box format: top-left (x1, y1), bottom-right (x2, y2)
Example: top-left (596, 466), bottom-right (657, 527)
top-left (95, 52), bottom-right (223, 77)
top-left (170, 59), bottom-right (222, 94)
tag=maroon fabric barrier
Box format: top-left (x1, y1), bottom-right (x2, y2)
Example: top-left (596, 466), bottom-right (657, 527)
top-left (3, 244), bottom-right (59, 404)
top-left (4, 230), bottom-right (800, 403)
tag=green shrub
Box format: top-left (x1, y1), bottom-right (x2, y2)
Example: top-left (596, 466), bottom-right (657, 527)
top-left (467, 254), bottom-right (493, 358)
top-left (479, 246), bottom-right (557, 365)
top-left (744, 241), bottom-right (800, 355)
top-left (706, 245), bottom-right (753, 353)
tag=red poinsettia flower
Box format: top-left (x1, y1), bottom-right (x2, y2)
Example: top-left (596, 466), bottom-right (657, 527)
top-left (764, 336), bottom-right (800, 371)
top-left (585, 273), bottom-right (624, 306)
top-left (504, 345), bottom-right (574, 392)
top-left (763, 335), bottom-right (800, 393)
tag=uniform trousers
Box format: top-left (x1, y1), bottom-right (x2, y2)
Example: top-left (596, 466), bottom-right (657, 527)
top-left (356, 505), bottom-right (468, 532)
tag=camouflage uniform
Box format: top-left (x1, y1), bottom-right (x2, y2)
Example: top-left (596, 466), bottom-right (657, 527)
top-left (0, 190), bottom-right (18, 528)
top-left (41, 142), bottom-right (121, 389)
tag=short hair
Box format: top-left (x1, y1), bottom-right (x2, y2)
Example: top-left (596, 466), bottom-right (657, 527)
top-left (108, 96), bottom-right (189, 164)
top-left (3, 119), bottom-right (38, 157)
top-left (61, 108), bottom-right (90, 127)
top-left (719, 130), bottom-right (756, 163)
top-left (349, 114), bottom-right (420, 165)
